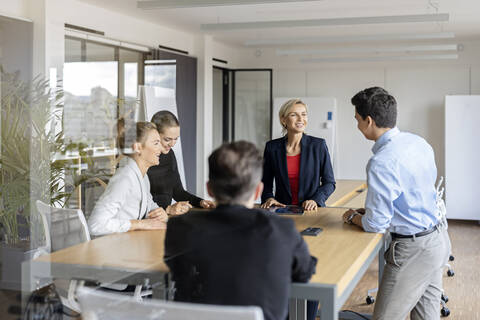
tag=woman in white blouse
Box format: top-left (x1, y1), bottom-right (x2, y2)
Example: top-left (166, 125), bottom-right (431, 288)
top-left (88, 121), bottom-right (169, 236)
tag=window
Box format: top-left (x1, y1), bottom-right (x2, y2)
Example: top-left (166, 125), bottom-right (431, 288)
top-left (63, 37), bottom-right (144, 214)
top-left (64, 37), bottom-right (144, 145)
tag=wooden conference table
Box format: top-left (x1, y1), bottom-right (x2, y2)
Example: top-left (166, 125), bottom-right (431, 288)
top-left (26, 180), bottom-right (382, 320)
top-left (326, 179), bottom-right (367, 208)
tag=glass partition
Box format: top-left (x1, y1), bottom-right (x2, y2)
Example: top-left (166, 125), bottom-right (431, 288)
top-left (63, 37), bottom-right (144, 215)
top-left (233, 70), bottom-right (272, 151)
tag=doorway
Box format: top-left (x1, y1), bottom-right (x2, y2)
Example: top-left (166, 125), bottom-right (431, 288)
top-left (212, 67), bottom-right (272, 151)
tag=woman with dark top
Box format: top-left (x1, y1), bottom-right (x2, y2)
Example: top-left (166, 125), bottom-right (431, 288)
top-left (261, 98), bottom-right (336, 211)
top-left (148, 111), bottom-right (215, 215)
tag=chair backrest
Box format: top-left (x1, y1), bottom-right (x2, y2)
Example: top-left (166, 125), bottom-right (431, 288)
top-left (77, 287), bottom-right (264, 320)
top-left (36, 200), bottom-right (91, 252)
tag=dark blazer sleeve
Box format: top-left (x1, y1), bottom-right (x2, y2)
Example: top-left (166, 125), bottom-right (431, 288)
top-left (171, 151), bottom-right (203, 207)
top-left (290, 224), bottom-right (317, 282)
top-left (164, 217), bottom-right (179, 262)
top-left (164, 216), bottom-right (190, 263)
top-left (261, 142), bottom-right (275, 203)
top-left (310, 140), bottom-right (336, 206)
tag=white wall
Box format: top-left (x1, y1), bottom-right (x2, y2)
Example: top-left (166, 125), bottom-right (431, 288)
top-left (235, 39), bottom-right (480, 180)
top-left (195, 35), bottom-right (213, 198)
top-left (211, 40), bottom-right (242, 69)
top-left (0, 0), bottom-right (29, 19)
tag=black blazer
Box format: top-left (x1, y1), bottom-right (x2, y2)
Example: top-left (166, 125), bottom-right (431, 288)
top-left (261, 134), bottom-right (336, 206)
top-left (147, 150), bottom-right (202, 209)
top-left (164, 205), bottom-right (317, 320)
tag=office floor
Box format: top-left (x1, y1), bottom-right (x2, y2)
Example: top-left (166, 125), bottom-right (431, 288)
top-left (340, 219), bottom-right (480, 320)
top-left (1, 220), bottom-right (478, 319)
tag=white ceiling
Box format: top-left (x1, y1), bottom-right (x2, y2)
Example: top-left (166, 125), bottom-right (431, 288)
top-left (77, 0), bottom-right (480, 46)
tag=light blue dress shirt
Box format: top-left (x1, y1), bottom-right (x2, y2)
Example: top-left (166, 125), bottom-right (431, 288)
top-left (361, 127), bottom-right (440, 235)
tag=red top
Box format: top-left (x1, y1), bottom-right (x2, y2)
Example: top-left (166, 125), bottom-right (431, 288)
top-left (287, 154), bottom-right (301, 205)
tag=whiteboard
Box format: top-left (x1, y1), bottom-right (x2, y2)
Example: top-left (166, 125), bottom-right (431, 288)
top-left (138, 85), bottom-right (187, 190)
top-left (273, 97), bottom-right (337, 174)
top-left (445, 95), bottom-right (480, 220)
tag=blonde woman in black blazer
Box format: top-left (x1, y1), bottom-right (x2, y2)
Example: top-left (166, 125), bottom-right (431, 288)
top-left (261, 99), bottom-right (336, 211)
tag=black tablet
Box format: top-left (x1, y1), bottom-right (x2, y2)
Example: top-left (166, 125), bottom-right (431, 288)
top-left (269, 205), bottom-right (304, 215)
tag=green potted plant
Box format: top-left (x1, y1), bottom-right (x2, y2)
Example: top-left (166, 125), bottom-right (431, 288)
top-left (0, 69), bottom-right (86, 290)
top-left (0, 67), bottom-right (138, 290)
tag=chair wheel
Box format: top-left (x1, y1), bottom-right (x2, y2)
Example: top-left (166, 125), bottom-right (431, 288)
top-left (447, 269), bottom-right (455, 277)
top-left (366, 296), bottom-right (375, 305)
top-left (449, 255), bottom-right (454, 261)
top-left (441, 306), bottom-right (450, 317)
top-left (441, 294), bottom-right (449, 303)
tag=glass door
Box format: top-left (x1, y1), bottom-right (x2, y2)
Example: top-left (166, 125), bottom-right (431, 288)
top-left (233, 69), bottom-right (272, 151)
top-left (212, 68), bottom-right (272, 151)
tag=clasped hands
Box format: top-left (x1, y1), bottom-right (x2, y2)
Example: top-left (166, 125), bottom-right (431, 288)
top-left (139, 207), bottom-right (168, 230)
top-left (260, 198), bottom-right (318, 211)
top-left (166, 201), bottom-right (192, 215)
top-left (165, 199), bottom-right (216, 215)
top-left (142, 200), bottom-right (217, 231)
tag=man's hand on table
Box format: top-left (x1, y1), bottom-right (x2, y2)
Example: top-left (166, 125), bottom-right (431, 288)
top-left (343, 208), bottom-right (365, 228)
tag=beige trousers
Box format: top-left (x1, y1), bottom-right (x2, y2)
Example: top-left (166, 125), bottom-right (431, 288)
top-left (373, 225), bottom-right (451, 320)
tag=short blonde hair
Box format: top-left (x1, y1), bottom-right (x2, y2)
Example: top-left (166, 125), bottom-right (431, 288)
top-left (117, 119), bottom-right (157, 154)
top-left (278, 99), bottom-right (308, 135)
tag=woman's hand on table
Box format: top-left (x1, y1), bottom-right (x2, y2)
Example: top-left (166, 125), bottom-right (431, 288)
top-left (302, 200), bottom-right (318, 211)
top-left (143, 218), bottom-right (167, 230)
top-left (260, 198), bottom-right (286, 209)
top-left (200, 200), bottom-right (216, 209)
top-left (147, 207), bottom-right (168, 222)
top-left (130, 216), bottom-right (167, 231)
top-left (167, 201), bottom-right (192, 215)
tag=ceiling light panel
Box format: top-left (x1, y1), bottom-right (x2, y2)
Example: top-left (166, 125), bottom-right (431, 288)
top-left (301, 54), bottom-right (459, 63)
top-left (245, 32), bottom-right (455, 46)
top-left (137, 0), bottom-right (318, 9)
top-left (201, 13), bottom-right (449, 31)
top-left (277, 44), bottom-right (458, 56)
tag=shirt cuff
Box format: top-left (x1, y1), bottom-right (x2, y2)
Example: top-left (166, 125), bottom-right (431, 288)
top-left (117, 219), bottom-right (132, 233)
top-left (361, 214), bottom-right (386, 233)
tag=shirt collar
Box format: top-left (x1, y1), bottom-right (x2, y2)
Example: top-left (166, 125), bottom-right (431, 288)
top-left (372, 127), bottom-right (400, 154)
top-left (126, 156), bottom-right (144, 178)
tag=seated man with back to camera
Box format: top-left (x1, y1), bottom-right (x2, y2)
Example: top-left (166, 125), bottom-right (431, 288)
top-left (164, 141), bottom-right (318, 320)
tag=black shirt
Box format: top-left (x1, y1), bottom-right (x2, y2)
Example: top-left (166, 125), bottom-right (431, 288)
top-left (147, 150), bottom-right (202, 209)
top-left (164, 205), bottom-right (317, 320)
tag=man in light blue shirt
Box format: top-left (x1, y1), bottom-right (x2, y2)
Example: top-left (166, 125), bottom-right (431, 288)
top-left (343, 87), bottom-right (451, 320)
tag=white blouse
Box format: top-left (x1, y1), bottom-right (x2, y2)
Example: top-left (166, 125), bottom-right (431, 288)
top-left (88, 157), bottom-right (159, 236)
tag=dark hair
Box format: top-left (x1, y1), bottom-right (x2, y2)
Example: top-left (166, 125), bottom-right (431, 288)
top-left (351, 87), bottom-right (397, 128)
top-left (150, 110), bottom-right (179, 134)
top-left (208, 141), bottom-right (263, 204)
top-left (117, 119), bottom-right (157, 153)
